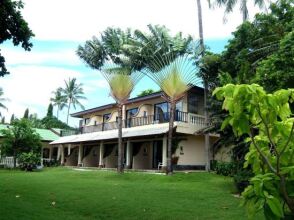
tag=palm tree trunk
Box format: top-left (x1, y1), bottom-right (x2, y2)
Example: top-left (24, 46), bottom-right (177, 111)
top-left (196, 0), bottom-right (210, 171)
top-left (117, 104), bottom-right (124, 173)
top-left (166, 101), bottom-right (175, 175)
top-left (66, 101), bottom-right (71, 125)
top-left (196, 0), bottom-right (204, 54)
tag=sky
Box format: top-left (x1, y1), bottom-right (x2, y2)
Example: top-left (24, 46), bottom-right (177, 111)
top-left (0, 0), bottom-right (263, 127)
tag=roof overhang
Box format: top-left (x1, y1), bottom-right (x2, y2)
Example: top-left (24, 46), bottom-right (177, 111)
top-left (50, 123), bottom-right (172, 145)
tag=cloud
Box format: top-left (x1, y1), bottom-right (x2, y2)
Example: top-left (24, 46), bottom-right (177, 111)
top-left (0, 65), bottom-right (82, 121)
top-left (1, 48), bottom-right (81, 67)
top-left (22, 0), bottom-right (263, 41)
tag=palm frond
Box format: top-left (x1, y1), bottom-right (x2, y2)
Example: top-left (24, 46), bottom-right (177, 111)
top-left (101, 63), bottom-right (144, 104)
top-left (142, 54), bottom-right (202, 102)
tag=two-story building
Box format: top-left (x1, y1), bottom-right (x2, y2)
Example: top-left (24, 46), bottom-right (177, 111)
top-left (50, 86), bottom-right (217, 170)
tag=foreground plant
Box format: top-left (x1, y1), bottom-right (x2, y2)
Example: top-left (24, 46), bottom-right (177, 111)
top-left (143, 55), bottom-right (200, 175)
top-left (213, 84), bottom-right (294, 219)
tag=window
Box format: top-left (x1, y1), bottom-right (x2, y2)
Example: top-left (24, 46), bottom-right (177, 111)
top-left (126, 108), bottom-right (138, 118)
top-left (176, 100), bottom-right (183, 111)
top-left (188, 92), bottom-right (198, 114)
top-left (103, 113), bottom-right (111, 122)
top-left (84, 118), bottom-right (90, 125)
top-left (154, 102), bottom-right (169, 121)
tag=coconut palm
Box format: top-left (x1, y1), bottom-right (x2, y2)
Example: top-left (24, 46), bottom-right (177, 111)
top-left (143, 55), bottom-right (201, 175)
top-left (101, 63), bottom-right (143, 173)
top-left (60, 78), bottom-right (86, 125)
top-left (209, 0), bottom-right (268, 22)
top-left (50, 88), bottom-right (67, 119)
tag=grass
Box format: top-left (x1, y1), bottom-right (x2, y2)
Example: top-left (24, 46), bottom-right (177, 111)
top-left (0, 168), bottom-right (261, 220)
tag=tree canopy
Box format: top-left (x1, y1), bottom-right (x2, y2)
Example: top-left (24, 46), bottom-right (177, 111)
top-left (0, 0), bottom-right (34, 76)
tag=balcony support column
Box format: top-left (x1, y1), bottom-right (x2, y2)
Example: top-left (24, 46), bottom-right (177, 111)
top-left (60, 144), bottom-right (65, 166)
top-left (98, 142), bottom-right (104, 168)
top-left (126, 140), bottom-right (132, 169)
top-left (162, 135), bottom-right (167, 171)
top-left (49, 147), bottom-right (53, 160)
top-left (78, 143), bottom-right (83, 167)
top-left (67, 144), bottom-right (71, 156)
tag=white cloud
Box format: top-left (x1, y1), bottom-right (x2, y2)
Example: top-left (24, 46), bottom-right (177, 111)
top-left (0, 66), bottom-right (82, 121)
top-left (22, 0), bottom-right (263, 41)
top-left (1, 48), bottom-right (81, 66)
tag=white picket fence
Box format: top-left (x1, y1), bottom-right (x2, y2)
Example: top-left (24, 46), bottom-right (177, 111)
top-left (0, 157), bottom-right (19, 168)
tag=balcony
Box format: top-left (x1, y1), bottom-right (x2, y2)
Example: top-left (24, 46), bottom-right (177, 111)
top-left (60, 111), bottom-right (207, 136)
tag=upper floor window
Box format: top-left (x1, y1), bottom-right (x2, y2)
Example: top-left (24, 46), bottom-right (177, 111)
top-left (188, 92), bottom-right (198, 114)
top-left (126, 108), bottom-right (138, 118)
top-left (103, 113), bottom-right (111, 122)
top-left (84, 118), bottom-right (90, 125)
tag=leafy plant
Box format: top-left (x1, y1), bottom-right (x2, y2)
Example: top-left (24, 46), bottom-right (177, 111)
top-left (18, 152), bottom-right (40, 171)
top-left (233, 169), bottom-right (253, 193)
top-left (214, 84), bottom-right (294, 219)
top-left (215, 161), bottom-right (237, 176)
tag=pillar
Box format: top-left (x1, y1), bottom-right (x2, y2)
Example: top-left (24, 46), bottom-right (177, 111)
top-left (60, 145), bottom-right (65, 166)
top-left (78, 144), bottom-right (83, 167)
top-left (57, 145), bottom-right (61, 161)
top-left (49, 147), bottom-right (53, 160)
top-left (162, 135), bottom-right (167, 170)
top-left (205, 135), bottom-right (211, 171)
top-left (41, 146), bottom-right (44, 166)
top-left (99, 142), bottom-right (104, 168)
top-left (68, 144), bottom-right (71, 156)
top-left (126, 140), bottom-right (132, 169)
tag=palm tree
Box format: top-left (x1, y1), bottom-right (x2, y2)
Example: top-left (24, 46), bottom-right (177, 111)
top-left (143, 55), bottom-right (200, 175)
top-left (50, 88), bottom-right (67, 119)
top-left (0, 87), bottom-right (8, 117)
top-left (209, 0), bottom-right (267, 22)
top-left (101, 63), bottom-right (143, 173)
top-left (196, 0), bottom-right (211, 171)
top-left (60, 78), bottom-right (86, 125)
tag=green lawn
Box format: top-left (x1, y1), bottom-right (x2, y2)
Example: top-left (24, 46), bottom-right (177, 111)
top-left (0, 168), bottom-right (261, 220)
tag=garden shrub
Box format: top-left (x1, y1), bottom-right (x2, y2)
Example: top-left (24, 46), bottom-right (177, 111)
top-left (18, 152), bottom-right (40, 171)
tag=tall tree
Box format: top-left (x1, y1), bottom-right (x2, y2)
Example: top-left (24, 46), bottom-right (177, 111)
top-left (10, 114), bottom-right (15, 124)
top-left (209, 0), bottom-right (267, 22)
top-left (0, 87), bottom-right (8, 115)
top-left (60, 78), bottom-right (86, 125)
top-left (50, 87), bottom-right (67, 119)
top-left (143, 55), bottom-right (200, 175)
top-left (196, 0), bottom-right (211, 171)
top-left (23, 108), bottom-right (29, 119)
top-left (46, 103), bottom-right (53, 117)
top-left (100, 64), bottom-right (143, 173)
top-left (0, 0), bottom-right (34, 76)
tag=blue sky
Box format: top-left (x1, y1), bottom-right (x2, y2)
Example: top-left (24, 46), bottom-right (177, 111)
top-left (0, 0), bottom-right (262, 127)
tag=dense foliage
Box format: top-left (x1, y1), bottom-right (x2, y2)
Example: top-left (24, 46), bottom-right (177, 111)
top-left (214, 84), bottom-right (294, 219)
top-left (0, 0), bottom-right (34, 76)
top-left (0, 119), bottom-right (42, 168)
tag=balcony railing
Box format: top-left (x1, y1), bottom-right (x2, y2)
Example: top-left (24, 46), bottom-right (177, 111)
top-left (60, 111), bottom-right (208, 136)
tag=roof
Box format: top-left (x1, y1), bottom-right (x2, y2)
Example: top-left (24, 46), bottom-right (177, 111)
top-left (71, 91), bottom-right (163, 118)
top-left (50, 123), bottom-right (172, 145)
top-left (0, 124), bottom-right (60, 142)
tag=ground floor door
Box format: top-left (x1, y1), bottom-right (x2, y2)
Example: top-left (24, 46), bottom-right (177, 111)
top-left (152, 140), bottom-right (162, 169)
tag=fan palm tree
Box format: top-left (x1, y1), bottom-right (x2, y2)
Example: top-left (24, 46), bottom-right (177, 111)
top-left (101, 63), bottom-right (143, 173)
top-left (0, 87), bottom-right (8, 116)
top-left (50, 88), bottom-right (67, 119)
top-left (209, 0), bottom-right (268, 22)
top-left (143, 55), bottom-right (201, 175)
top-left (60, 78), bottom-right (86, 125)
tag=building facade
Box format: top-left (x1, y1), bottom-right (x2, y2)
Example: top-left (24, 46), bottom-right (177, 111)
top-left (51, 86), bottom-right (218, 170)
